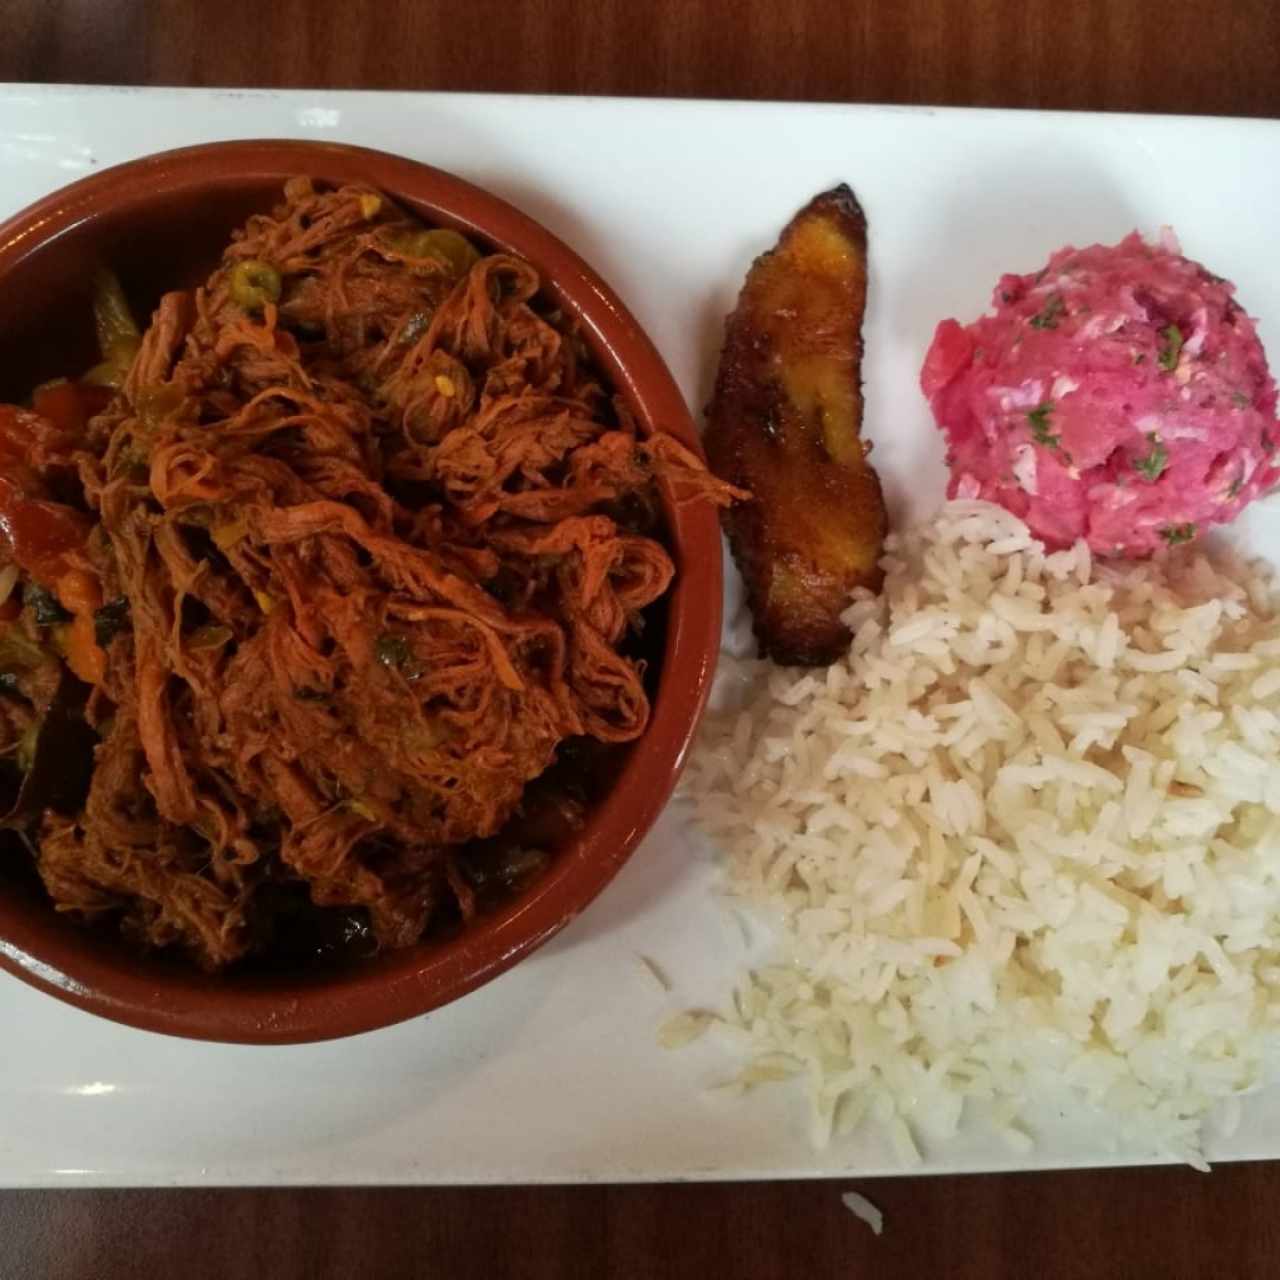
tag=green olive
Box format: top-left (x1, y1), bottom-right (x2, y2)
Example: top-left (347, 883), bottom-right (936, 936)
top-left (392, 228), bottom-right (480, 277)
top-left (229, 259), bottom-right (283, 311)
top-left (423, 229), bottom-right (481, 276)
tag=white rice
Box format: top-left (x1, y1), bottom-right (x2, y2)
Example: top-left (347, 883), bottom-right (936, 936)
top-left (840, 1189), bottom-right (884, 1235)
top-left (681, 500), bottom-right (1280, 1167)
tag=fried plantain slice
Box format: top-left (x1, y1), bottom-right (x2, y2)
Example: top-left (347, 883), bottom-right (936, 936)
top-left (704, 184), bottom-right (887, 666)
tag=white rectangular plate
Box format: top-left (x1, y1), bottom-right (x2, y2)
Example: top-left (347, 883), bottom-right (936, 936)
top-left (1, 86), bottom-right (1279, 1188)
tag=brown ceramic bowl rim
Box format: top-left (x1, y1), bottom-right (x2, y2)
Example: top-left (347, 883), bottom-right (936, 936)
top-left (0, 140), bottom-right (722, 1043)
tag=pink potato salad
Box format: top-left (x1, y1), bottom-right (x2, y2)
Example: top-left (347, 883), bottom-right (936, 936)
top-left (921, 232), bottom-right (1279, 555)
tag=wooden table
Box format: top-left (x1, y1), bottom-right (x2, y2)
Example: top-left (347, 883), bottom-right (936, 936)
top-left (1, 1), bottom-right (1278, 1276)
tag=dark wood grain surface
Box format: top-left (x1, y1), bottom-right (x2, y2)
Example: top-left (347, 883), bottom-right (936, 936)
top-left (1, 1), bottom-right (1279, 1277)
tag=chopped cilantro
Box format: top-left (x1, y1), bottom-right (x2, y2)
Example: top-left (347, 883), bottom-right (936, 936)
top-left (93, 597), bottom-right (130, 647)
top-left (376, 631), bottom-right (424, 679)
top-left (26, 583), bottom-right (68, 626)
top-left (1026, 403), bottom-right (1060, 448)
top-left (1133, 433), bottom-right (1167, 482)
top-left (1231, 391), bottom-right (1250, 408)
top-left (400, 311), bottom-right (430, 345)
top-left (376, 633), bottom-right (411, 669)
top-left (1156, 324), bottom-right (1184, 372)
top-left (1159, 523), bottom-right (1196, 545)
top-left (1029, 295), bottom-right (1066, 330)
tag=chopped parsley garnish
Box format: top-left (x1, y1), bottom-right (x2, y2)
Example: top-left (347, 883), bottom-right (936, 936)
top-left (1231, 391), bottom-right (1250, 408)
top-left (1029, 295), bottom-right (1066, 330)
top-left (1026, 403), bottom-right (1060, 448)
top-left (1133, 434), bottom-right (1167, 482)
top-left (1156, 324), bottom-right (1184, 372)
top-left (1159, 523), bottom-right (1196, 545)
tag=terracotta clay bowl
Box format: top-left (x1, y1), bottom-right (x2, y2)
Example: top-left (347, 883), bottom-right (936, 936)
top-left (0, 140), bottom-right (721, 1043)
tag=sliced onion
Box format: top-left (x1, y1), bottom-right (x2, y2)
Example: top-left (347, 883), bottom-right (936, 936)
top-left (0, 564), bottom-right (19, 608)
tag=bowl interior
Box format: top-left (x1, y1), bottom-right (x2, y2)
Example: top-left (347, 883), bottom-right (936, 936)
top-left (0, 142), bottom-right (721, 1043)
top-left (0, 183), bottom-right (269, 402)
